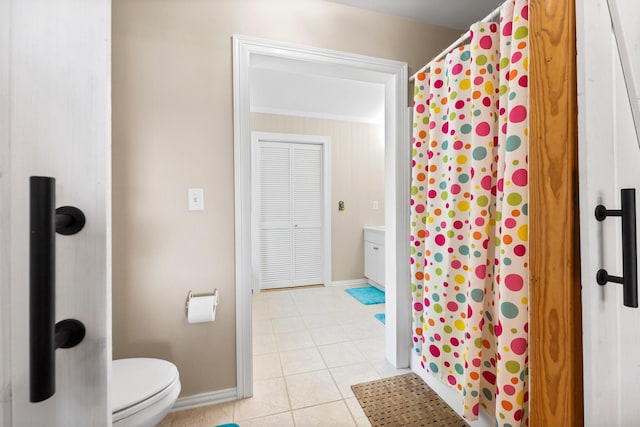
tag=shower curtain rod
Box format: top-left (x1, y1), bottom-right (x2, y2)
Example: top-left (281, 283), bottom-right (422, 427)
top-left (409, 3), bottom-right (504, 82)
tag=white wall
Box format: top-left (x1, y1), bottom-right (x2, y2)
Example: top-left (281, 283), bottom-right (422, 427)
top-left (112, 0), bottom-right (460, 397)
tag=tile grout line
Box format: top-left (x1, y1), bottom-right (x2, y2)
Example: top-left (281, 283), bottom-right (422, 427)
top-left (278, 338), bottom-right (295, 427)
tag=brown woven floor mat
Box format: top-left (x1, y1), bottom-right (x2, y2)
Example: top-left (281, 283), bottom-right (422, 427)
top-left (351, 373), bottom-right (470, 427)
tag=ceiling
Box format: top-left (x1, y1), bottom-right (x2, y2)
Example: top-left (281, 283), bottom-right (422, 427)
top-left (326, 0), bottom-right (504, 30)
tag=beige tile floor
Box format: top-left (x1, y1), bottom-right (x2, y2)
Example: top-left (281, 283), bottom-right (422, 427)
top-left (159, 284), bottom-right (411, 427)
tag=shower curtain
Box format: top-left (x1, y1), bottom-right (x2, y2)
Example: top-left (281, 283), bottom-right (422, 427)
top-left (410, 1), bottom-right (529, 425)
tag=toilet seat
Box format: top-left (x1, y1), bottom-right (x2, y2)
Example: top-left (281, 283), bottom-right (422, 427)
top-left (112, 358), bottom-right (181, 425)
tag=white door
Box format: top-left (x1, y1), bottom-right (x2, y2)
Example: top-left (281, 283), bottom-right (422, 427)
top-left (1, 1), bottom-right (111, 426)
top-left (578, 0), bottom-right (640, 425)
top-left (253, 134), bottom-right (326, 289)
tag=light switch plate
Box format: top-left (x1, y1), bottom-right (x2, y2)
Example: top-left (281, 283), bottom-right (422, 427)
top-left (188, 188), bottom-right (204, 211)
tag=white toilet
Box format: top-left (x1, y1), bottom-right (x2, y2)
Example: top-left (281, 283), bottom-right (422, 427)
top-left (112, 358), bottom-right (181, 426)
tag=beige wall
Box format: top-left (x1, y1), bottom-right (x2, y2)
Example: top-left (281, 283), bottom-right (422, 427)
top-left (112, 0), bottom-right (460, 397)
top-left (251, 113), bottom-right (384, 282)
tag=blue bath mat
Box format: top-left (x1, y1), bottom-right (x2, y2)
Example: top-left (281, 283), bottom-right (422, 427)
top-left (374, 313), bottom-right (385, 324)
top-left (214, 424), bottom-right (238, 427)
top-left (345, 286), bottom-right (385, 305)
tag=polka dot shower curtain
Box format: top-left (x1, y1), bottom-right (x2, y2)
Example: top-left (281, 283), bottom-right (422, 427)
top-left (410, 1), bottom-right (529, 426)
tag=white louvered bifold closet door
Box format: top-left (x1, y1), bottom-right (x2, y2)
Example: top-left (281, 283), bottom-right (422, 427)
top-left (257, 141), bottom-right (323, 289)
top-left (258, 143), bottom-right (292, 288)
top-left (292, 145), bottom-right (323, 285)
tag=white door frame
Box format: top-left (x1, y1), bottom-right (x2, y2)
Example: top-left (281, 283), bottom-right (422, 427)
top-left (233, 35), bottom-right (410, 398)
top-left (1, 0), bottom-right (10, 422)
top-left (251, 132), bottom-right (332, 292)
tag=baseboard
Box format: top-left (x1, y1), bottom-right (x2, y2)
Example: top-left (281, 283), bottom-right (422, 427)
top-left (327, 278), bottom-right (368, 287)
top-left (171, 387), bottom-right (237, 412)
top-left (366, 279), bottom-right (384, 291)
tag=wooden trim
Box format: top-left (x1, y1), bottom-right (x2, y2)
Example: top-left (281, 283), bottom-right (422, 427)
top-left (530, 0), bottom-right (583, 425)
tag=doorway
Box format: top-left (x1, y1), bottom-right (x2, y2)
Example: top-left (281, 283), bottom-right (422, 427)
top-left (233, 35), bottom-right (410, 398)
top-left (251, 132), bottom-right (331, 291)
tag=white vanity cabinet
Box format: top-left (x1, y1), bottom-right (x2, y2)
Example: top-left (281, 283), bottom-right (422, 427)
top-left (363, 226), bottom-right (385, 289)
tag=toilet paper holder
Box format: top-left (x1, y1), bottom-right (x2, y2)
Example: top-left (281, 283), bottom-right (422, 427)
top-left (185, 289), bottom-right (219, 311)
top-left (185, 289), bottom-right (219, 323)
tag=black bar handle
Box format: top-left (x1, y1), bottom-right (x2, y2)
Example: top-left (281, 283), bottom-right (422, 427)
top-left (621, 189), bottom-right (638, 307)
top-left (30, 177), bottom-right (56, 402)
top-left (29, 177), bottom-right (86, 403)
top-left (595, 188), bottom-right (638, 308)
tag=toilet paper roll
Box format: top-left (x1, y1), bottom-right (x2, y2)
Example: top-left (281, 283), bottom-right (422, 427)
top-left (187, 295), bottom-right (217, 323)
